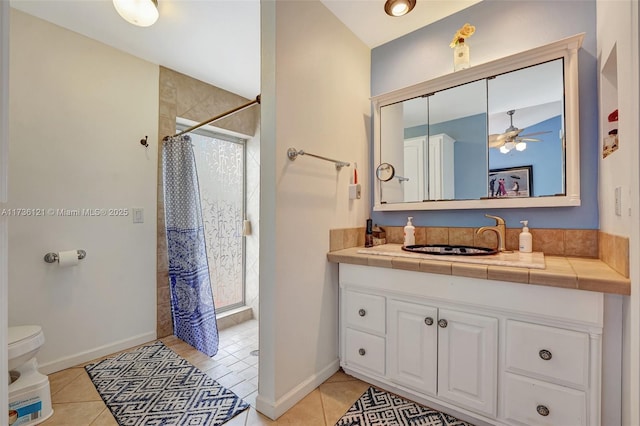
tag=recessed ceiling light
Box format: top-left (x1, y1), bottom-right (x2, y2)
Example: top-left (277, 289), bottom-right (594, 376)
top-left (384, 0), bottom-right (416, 17)
top-left (113, 0), bottom-right (159, 27)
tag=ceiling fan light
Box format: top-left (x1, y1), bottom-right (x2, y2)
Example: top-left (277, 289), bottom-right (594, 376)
top-left (500, 145), bottom-right (510, 154)
top-left (113, 0), bottom-right (159, 27)
top-left (384, 0), bottom-right (416, 17)
top-left (504, 141), bottom-right (516, 151)
top-left (515, 142), bottom-right (527, 151)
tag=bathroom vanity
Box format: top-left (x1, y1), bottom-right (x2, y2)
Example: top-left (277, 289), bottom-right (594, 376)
top-left (330, 250), bottom-right (627, 426)
top-left (329, 249), bottom-right (632, 426)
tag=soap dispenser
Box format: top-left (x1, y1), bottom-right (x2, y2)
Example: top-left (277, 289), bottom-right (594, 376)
top-left (519, 220), bottom-right (532, 253)
top-left (403, 217), bottom-right (415, 247)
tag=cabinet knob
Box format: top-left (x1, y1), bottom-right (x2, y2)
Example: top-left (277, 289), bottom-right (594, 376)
top-left (358, 309), bottom-right (366, 317)
top-left (539, 349), bottom-right (552, 361)
top-left (536, 405), bottom-right (550, 417)
top-left (358, 348), bottom-right (366, 356)
top-left (424, 317), bottom-right (434, 326)
top-left (438, 319), bottom-right (448, 328)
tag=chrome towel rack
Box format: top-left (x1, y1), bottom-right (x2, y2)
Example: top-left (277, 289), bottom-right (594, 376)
top-left (287, 147), bottom-right (350, 170)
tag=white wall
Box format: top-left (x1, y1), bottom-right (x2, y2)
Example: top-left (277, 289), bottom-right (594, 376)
top-left (258, 0), bottom-right (371, 418)
top-left (596, 0), bottom-right (640, 424)
top-left (8, 9), bottom-right (158, 373)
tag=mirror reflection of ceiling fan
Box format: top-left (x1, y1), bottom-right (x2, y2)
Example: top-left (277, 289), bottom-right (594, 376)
top-left (489, 109), bottom-right (550, 154)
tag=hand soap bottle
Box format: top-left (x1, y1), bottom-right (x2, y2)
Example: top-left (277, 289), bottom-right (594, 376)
top-left (519, 220), bottom-right (532, 253)
top-left (403, 217), bottom-right (415, 247)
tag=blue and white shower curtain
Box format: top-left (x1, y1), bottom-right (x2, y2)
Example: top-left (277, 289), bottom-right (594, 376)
top-left (162, 135), bottom-right (219, 356)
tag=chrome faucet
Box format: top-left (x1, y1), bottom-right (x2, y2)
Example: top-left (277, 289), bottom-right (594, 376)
top-left (477, 214), bottom-right (506, 252)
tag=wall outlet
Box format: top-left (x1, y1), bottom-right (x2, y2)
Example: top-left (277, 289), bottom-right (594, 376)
top-left (349, 184), bottom-right (361, 200)
top-left (614, 187), bottom-right (622, 216)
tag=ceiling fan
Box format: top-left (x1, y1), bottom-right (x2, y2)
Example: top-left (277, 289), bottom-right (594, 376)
top-left (489, 110), bottom-right (550, 153)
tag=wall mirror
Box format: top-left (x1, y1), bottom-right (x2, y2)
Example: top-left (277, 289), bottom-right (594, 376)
top-left (373, 34), bottom-right (584, 211)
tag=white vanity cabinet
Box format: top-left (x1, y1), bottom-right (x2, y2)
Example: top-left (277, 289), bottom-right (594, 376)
top-left (387, 300), bottom-right (497, 416)
top-left (338, 264), bottom-right (604, 426)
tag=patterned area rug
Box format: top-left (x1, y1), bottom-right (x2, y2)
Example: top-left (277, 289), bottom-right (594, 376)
top-left (335, 387), bottom-right (473, 426)
top-left (85, 341), bottom-right (249, 426)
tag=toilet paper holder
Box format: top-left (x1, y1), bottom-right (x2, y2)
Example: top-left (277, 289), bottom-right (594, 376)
top-left (44, 250), bottom-right (86, 263)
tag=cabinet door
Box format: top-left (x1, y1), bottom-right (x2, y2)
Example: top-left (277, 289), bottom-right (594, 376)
top-left (437, 308), bottom-right (498, 417)
top-left (387, 300), bottom-right (438, 396)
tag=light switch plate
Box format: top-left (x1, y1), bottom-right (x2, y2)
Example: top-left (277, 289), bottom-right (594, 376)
top-left (132, 208), bottom-right (144, 223)
top-left (615, 187), bottom-right (622, 216)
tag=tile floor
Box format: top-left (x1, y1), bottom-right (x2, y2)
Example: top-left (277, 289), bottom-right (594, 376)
top-left (39, 319), bottom-right (370, 425)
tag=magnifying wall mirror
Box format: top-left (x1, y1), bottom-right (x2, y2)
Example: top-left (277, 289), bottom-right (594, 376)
top-left (376, 163), bottom-right (396, 181)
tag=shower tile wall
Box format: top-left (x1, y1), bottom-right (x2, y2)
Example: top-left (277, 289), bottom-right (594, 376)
top-left (157, 67), bottom-right (260, 337)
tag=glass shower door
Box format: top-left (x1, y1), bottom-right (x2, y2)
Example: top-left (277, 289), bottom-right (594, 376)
top-left (190, 130), bottom-right (245, 312)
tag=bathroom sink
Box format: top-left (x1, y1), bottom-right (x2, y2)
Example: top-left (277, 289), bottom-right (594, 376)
top-left (357, 244), bottom-right (545, 269)
top-left (402, 244), bottom-right (497, 256)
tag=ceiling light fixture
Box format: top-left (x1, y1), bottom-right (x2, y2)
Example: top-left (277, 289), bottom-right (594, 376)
top-left (499, 140), bottom-right (528, 154)
top-left (113, 0), bottom-right (159, 27)
top-left (384, 0), bottom-right (416, 17)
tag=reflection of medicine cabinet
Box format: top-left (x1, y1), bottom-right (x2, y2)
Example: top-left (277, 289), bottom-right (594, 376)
top-left (600, 43), bottom-right (618, 159)
top-left (403, 134), bottom-right (455, 202)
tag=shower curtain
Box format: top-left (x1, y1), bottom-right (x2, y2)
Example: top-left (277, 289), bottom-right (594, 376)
top-left (162, 135), bottom-right (219, 356)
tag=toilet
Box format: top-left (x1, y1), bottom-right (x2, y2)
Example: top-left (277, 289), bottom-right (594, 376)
top-left (8, 326), bottom-right (53, 426)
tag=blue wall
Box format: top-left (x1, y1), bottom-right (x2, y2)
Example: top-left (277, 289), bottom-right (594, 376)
top-left (370, 0), bottom-right (598, 229)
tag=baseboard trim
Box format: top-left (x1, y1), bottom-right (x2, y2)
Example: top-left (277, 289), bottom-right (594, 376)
top-left (38, 331), bottom-right (157, 375)
top-left (255, 358), bottom-right (340, 420)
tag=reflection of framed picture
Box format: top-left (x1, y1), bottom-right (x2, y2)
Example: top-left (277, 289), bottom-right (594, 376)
top-left (489, 166), bottom-right (533, 198)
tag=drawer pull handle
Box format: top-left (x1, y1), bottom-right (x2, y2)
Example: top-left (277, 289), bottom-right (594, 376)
top-left (358, 309), bottom-right (366, 317)
top-left (536, 405), bottom-right (550, 416)
top-left (438, 319), bottom-right (448, 328)
top-left (424, 317), bottom-right (434, 326)
top-left (358, 348), bottom-right (366, 356)
top-left (539, 349), bottom-right (552, 361)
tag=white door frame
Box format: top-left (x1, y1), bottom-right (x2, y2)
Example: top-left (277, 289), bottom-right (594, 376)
top-left (1, 0), bottom-right (10, 413)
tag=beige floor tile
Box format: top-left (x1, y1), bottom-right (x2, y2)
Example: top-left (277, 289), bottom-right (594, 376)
top-left (324, 369), bottom-right (358, 383)
top-left (48, 367), bottom-right (85, 396)
top-left (224, 409), bottom-right (249, 426)
top-left (40, 401), bottom-right (106, 426)
top-left (276, 389), bottom-right (326, 425)
top-left (89, 408), bottom-right (119, 426)
top-left (231, 380), bottom-right (259, 399)
top-left (52, 371), bottom-right (103, 403)
top-left (245, 407), bottom-right (276, 425)
top-left (320, 379), bottom-right (370, 425)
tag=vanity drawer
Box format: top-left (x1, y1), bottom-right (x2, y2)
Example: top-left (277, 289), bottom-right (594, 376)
top-left (345, 290), bottom-right (385, 334)
top-left (503, 373), bottom-right (586, 426)
top-left (506, 320), bottom-right (589, 388)
top-left (345, 328), bottom-right (385, 375)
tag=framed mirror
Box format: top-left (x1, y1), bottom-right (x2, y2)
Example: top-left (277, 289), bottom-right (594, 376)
top-left (373, 34), bottom-right (583, 211)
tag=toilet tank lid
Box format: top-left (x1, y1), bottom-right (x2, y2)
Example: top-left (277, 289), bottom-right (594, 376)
top-left (8, 325), bottom-right (43, 345)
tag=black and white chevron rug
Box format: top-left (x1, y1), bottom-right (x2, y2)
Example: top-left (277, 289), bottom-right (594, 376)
top-left (85, 341), bottom-right (249, 426)
top-left (336, 386), bottom-right (473, 426)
